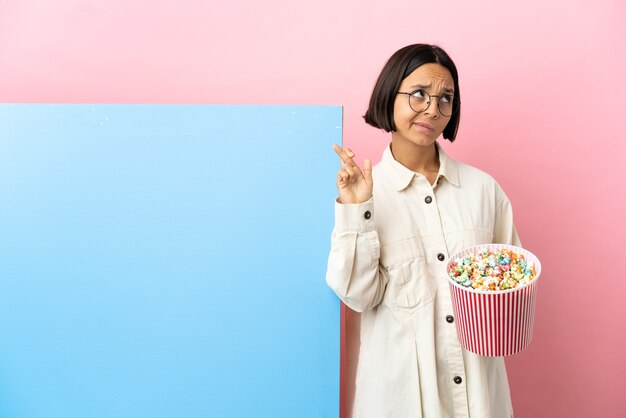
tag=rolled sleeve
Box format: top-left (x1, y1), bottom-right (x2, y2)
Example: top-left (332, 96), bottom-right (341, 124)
top-left (326, 197), bottom-right (387, 312)
top-left (333, 197), bottom-right (376, 232)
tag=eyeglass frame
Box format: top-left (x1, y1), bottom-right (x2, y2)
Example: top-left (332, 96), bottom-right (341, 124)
top-left (397, 90), bottom-right (461, 117)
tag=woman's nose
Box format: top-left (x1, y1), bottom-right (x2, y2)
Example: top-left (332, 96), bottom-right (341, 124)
top-left (423, 100), bottom-right (439, 118)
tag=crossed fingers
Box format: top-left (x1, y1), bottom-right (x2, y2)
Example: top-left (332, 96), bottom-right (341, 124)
top-left (332, 144), bottom-right (363, 183)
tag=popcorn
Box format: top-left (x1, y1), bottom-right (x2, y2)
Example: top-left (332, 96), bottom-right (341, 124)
top-left (447, 248), bottom-right (537, 291)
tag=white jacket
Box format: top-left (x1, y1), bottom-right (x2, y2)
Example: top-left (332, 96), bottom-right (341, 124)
top-left (327, 142), bottom-right (519, 418)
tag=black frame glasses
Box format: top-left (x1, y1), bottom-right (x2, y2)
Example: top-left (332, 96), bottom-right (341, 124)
top-left (397, 90), bottom-right (460, 117)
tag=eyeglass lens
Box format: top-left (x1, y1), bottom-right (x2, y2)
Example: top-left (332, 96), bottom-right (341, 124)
top-left (409, 91), bottom-right (457, 117)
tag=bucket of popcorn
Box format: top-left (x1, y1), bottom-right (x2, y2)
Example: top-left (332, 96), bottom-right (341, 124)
top-left (447, 244), bottom-right (542, 356)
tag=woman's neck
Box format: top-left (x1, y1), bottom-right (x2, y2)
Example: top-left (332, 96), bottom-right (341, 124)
top-left (390, 138), bottom-right (440, 176)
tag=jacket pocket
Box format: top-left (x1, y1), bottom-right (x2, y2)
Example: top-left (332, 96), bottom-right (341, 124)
top-left (380, 237), bottom-right (434, 310)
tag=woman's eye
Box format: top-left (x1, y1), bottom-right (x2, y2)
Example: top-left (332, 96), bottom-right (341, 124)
top-left (441, 94), bottom-right (453, 103)
top-left (411, 90), bottom-right (426, 98)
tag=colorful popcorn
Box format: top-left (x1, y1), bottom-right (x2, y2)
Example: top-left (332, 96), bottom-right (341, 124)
top-left (447, 248), bottom-right (537, 291)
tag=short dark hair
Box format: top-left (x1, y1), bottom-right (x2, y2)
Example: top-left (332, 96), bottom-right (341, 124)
top-left (363, 44), bottom-right (461, 141)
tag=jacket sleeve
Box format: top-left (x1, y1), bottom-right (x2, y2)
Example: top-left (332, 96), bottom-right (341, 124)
top-left (492, 185), bottom-right (522, 247)
top-left (325, 197), bottom-right (388, 313)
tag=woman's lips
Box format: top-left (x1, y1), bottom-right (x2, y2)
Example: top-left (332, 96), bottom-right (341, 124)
top-left (413, 122), bottom-right (434, 132)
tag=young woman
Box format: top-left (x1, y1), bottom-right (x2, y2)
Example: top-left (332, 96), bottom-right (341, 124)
top-left (326, 44), bottom-right (520, 418)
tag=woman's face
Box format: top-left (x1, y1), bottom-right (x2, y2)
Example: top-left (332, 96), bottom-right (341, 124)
top-left (392, 63), bottom-right (455, 147)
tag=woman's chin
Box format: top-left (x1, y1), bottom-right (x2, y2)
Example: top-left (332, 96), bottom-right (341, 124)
top-left (392, 132), bottom-right (438, 148)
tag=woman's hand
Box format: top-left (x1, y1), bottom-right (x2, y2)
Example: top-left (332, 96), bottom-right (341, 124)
top-left (332, 144), bottom-right (373, 204)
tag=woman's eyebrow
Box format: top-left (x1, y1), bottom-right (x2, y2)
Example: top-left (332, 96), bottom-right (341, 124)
top-left (410, 83), bottom-right (455, 93)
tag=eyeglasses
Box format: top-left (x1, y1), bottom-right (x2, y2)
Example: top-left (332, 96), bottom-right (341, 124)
top-left (397, 90), bottom-right (460, 117)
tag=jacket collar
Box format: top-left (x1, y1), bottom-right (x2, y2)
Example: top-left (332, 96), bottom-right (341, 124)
top-left (381, 141), bottom-right (460, 191)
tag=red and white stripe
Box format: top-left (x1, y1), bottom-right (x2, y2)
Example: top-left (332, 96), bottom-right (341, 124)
top-left (450, 282), bottom-right (538, 356)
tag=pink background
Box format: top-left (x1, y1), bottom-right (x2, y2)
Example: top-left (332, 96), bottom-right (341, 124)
top-left (1, 1), bottom-right (625, 417)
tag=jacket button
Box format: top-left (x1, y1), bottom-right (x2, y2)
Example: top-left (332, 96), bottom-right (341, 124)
top-left (446, 315), bottom-right (454, 323)
top-left (424, 196), bottom-right (432, 204)
top-left (364, 211), bottom-right (371, 220)
top-left (454, 376), bottom-right (463, 384)
top-left (437, 253), bottom-right (445, 261)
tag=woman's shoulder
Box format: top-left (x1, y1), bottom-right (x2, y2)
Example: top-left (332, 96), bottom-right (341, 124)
top-left (456, 160), bottom-right (498, 184)
top-left (438, 144), bottom-right (501, 190)
top-left (454, 160), bottom-right (511, 202)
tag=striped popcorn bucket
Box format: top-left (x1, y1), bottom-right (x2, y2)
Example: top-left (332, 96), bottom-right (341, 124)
top-left (447, 244), bottom-right (542, 357)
